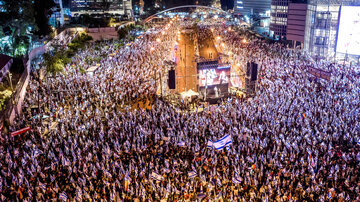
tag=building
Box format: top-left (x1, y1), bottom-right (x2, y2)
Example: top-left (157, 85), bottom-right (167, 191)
top-left (235, 0), bottom-right (271, 16)
top-left (270, 0), bottom-right (360, 60)
top-left (286, 2), bottom-right (307, 46)
top-left (303, 0), bottom-right (360, 60)
top-left (70, 0), bottom-right (132, 16)
top-left (269, 0), bottom-right (289, 39)
top-left (49, 0), bottom-right (65, 28)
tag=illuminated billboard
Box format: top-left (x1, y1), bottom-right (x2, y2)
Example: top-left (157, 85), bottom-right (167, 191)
top-left (336, 6), bottom-right (360, 56)
top-left (198, 67), bottom-right (230, 87)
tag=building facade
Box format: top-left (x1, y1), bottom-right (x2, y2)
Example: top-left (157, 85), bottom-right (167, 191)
top-left (70, 0), bottom-right (132, 15)
top-left (235, 0), bottom-right (271, 16)
top-left (303, 0), bottom-right (360, 60)
top-left (270, 0), bottom-right (289, 39)
top-left (49, 0), bottom-right (65, 28)
top-left (286, 3), bottom-right (307, 44)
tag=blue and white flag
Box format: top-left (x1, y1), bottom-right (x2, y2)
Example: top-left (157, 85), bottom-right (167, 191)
top-left (232, 176), bottom-right (241, 184)
top-left (188, 170), bottom-right (197, 178)
top-left (216, 178), bottom-right (222, 187)
top-left (328, 191), bottom-right (332, 200)
top-left (76, 188), bottom-right (82, 201)
top-left (39, 181), bottom-right (46, 191)
top-left (233, 169), bottom-right (243, 184)
top-left (213, 134), bottom-right (232, 150)
top-left (59, 192), bottom-right (68, 202)
top-left (226, 145), bottom-right (231, 152)
top-left (178, 141), bottom-right (186, 147)
top-left (150, 172), bottom-right (164, 181)
top-left (50, 175), bottom-right (56, 182)
top-left (207, 140), bottom-right (213, 149)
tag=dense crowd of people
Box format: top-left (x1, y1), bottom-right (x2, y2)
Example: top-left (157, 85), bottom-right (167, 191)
top-left (0, 18), bottom-right (359, 201)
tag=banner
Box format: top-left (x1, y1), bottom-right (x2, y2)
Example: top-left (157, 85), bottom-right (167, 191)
top-left (213, 134), bottom-right (232, 150)
top-left (307, 67), bottom-right (331, 81)
top-left (11, 127), bottom-right (31, 137)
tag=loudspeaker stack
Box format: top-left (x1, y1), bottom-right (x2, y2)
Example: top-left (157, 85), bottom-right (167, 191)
top-left (168, 69), bottom-right (176, 89)
top-left (245, 62), bottom-right (258, 95)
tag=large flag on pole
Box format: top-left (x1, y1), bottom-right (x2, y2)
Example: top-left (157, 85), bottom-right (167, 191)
top-left (213, 134), bottom-right (232, 150)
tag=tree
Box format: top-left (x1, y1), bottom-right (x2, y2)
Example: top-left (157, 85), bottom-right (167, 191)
top-left (34, 0), bottom-right (56, 36)
top-left (0, 0), bottom-right (36, 56)
top-left (43, 52), bottom-right (64, 75)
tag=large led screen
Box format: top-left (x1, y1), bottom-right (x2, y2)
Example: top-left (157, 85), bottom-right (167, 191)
top-left (199, 67), bottom-right (230, 87)
top-left (336, 6), bottom-right (360, 56)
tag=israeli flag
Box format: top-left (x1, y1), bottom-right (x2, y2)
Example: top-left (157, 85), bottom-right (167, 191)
top-left (76, 188), bottom-right (82, 201)
top-left (232, 177), bottom-right (241, 184)
top-left (178, 141), bottom-right (186, 147)
top-left (328, 191), bottom-right (332, 199)
top-left (150, 172), bottom-right (164, 181)
top-left (207, 140), bottom-right (213, 149)
top-left (39, 182), bottom-right (46, 191)
top-left (226, 145), bottom-right (231, 152)
top-left (188, 170), bottom-right (197, 178)
top-left (216, 178), bottom-right (222, 187)
top-left (162, 168), bottom-right (171, 173)
top-left (213, 134), bottom-right (232, 150)
top-left (59, 192), bottom-right (68, 202)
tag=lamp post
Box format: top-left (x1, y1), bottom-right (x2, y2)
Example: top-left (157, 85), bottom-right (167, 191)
top-left (184, 28), bottom-right (187, 92)
top-left (205, 70), bottom-right (208, 101)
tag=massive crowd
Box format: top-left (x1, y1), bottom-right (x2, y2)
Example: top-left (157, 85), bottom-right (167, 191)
top-left (0, 18), bottom-right (359, 201)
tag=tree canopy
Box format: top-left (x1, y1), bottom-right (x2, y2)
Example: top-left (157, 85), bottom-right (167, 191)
top-left (0, 0), bottom-right (55, 57)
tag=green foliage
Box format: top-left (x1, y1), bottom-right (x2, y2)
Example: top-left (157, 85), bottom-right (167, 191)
top-left (79, 66), bottom-right (86, 74)
top-left (0, 84), bottom-right (13, 111)
top-left (117, 24), bottom-right (140, 41)
top-left (93, 57), bottom-right (102, 63)
top-left (43, 52), bottom-right (64, 75)
top-left (67, 33), bottom-right (92, 52)
top-left (44, 33), bottom-right (93, 75)
top-left (61, 56), bottom-right (72, 65)
top-left (114, 43), bottom-right (124, 49)
top-left (117, 28), bottom-right (129, 40)
top-left (68, 42), bottom-right (85, 52)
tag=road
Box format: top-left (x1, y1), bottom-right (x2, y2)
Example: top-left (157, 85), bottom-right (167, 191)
top-left (175, 28), bottom-right (198, 92)
top-left (175, 27), bottom-right (222, 93)
top-left (198, 28), bottom-right (219, 60)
